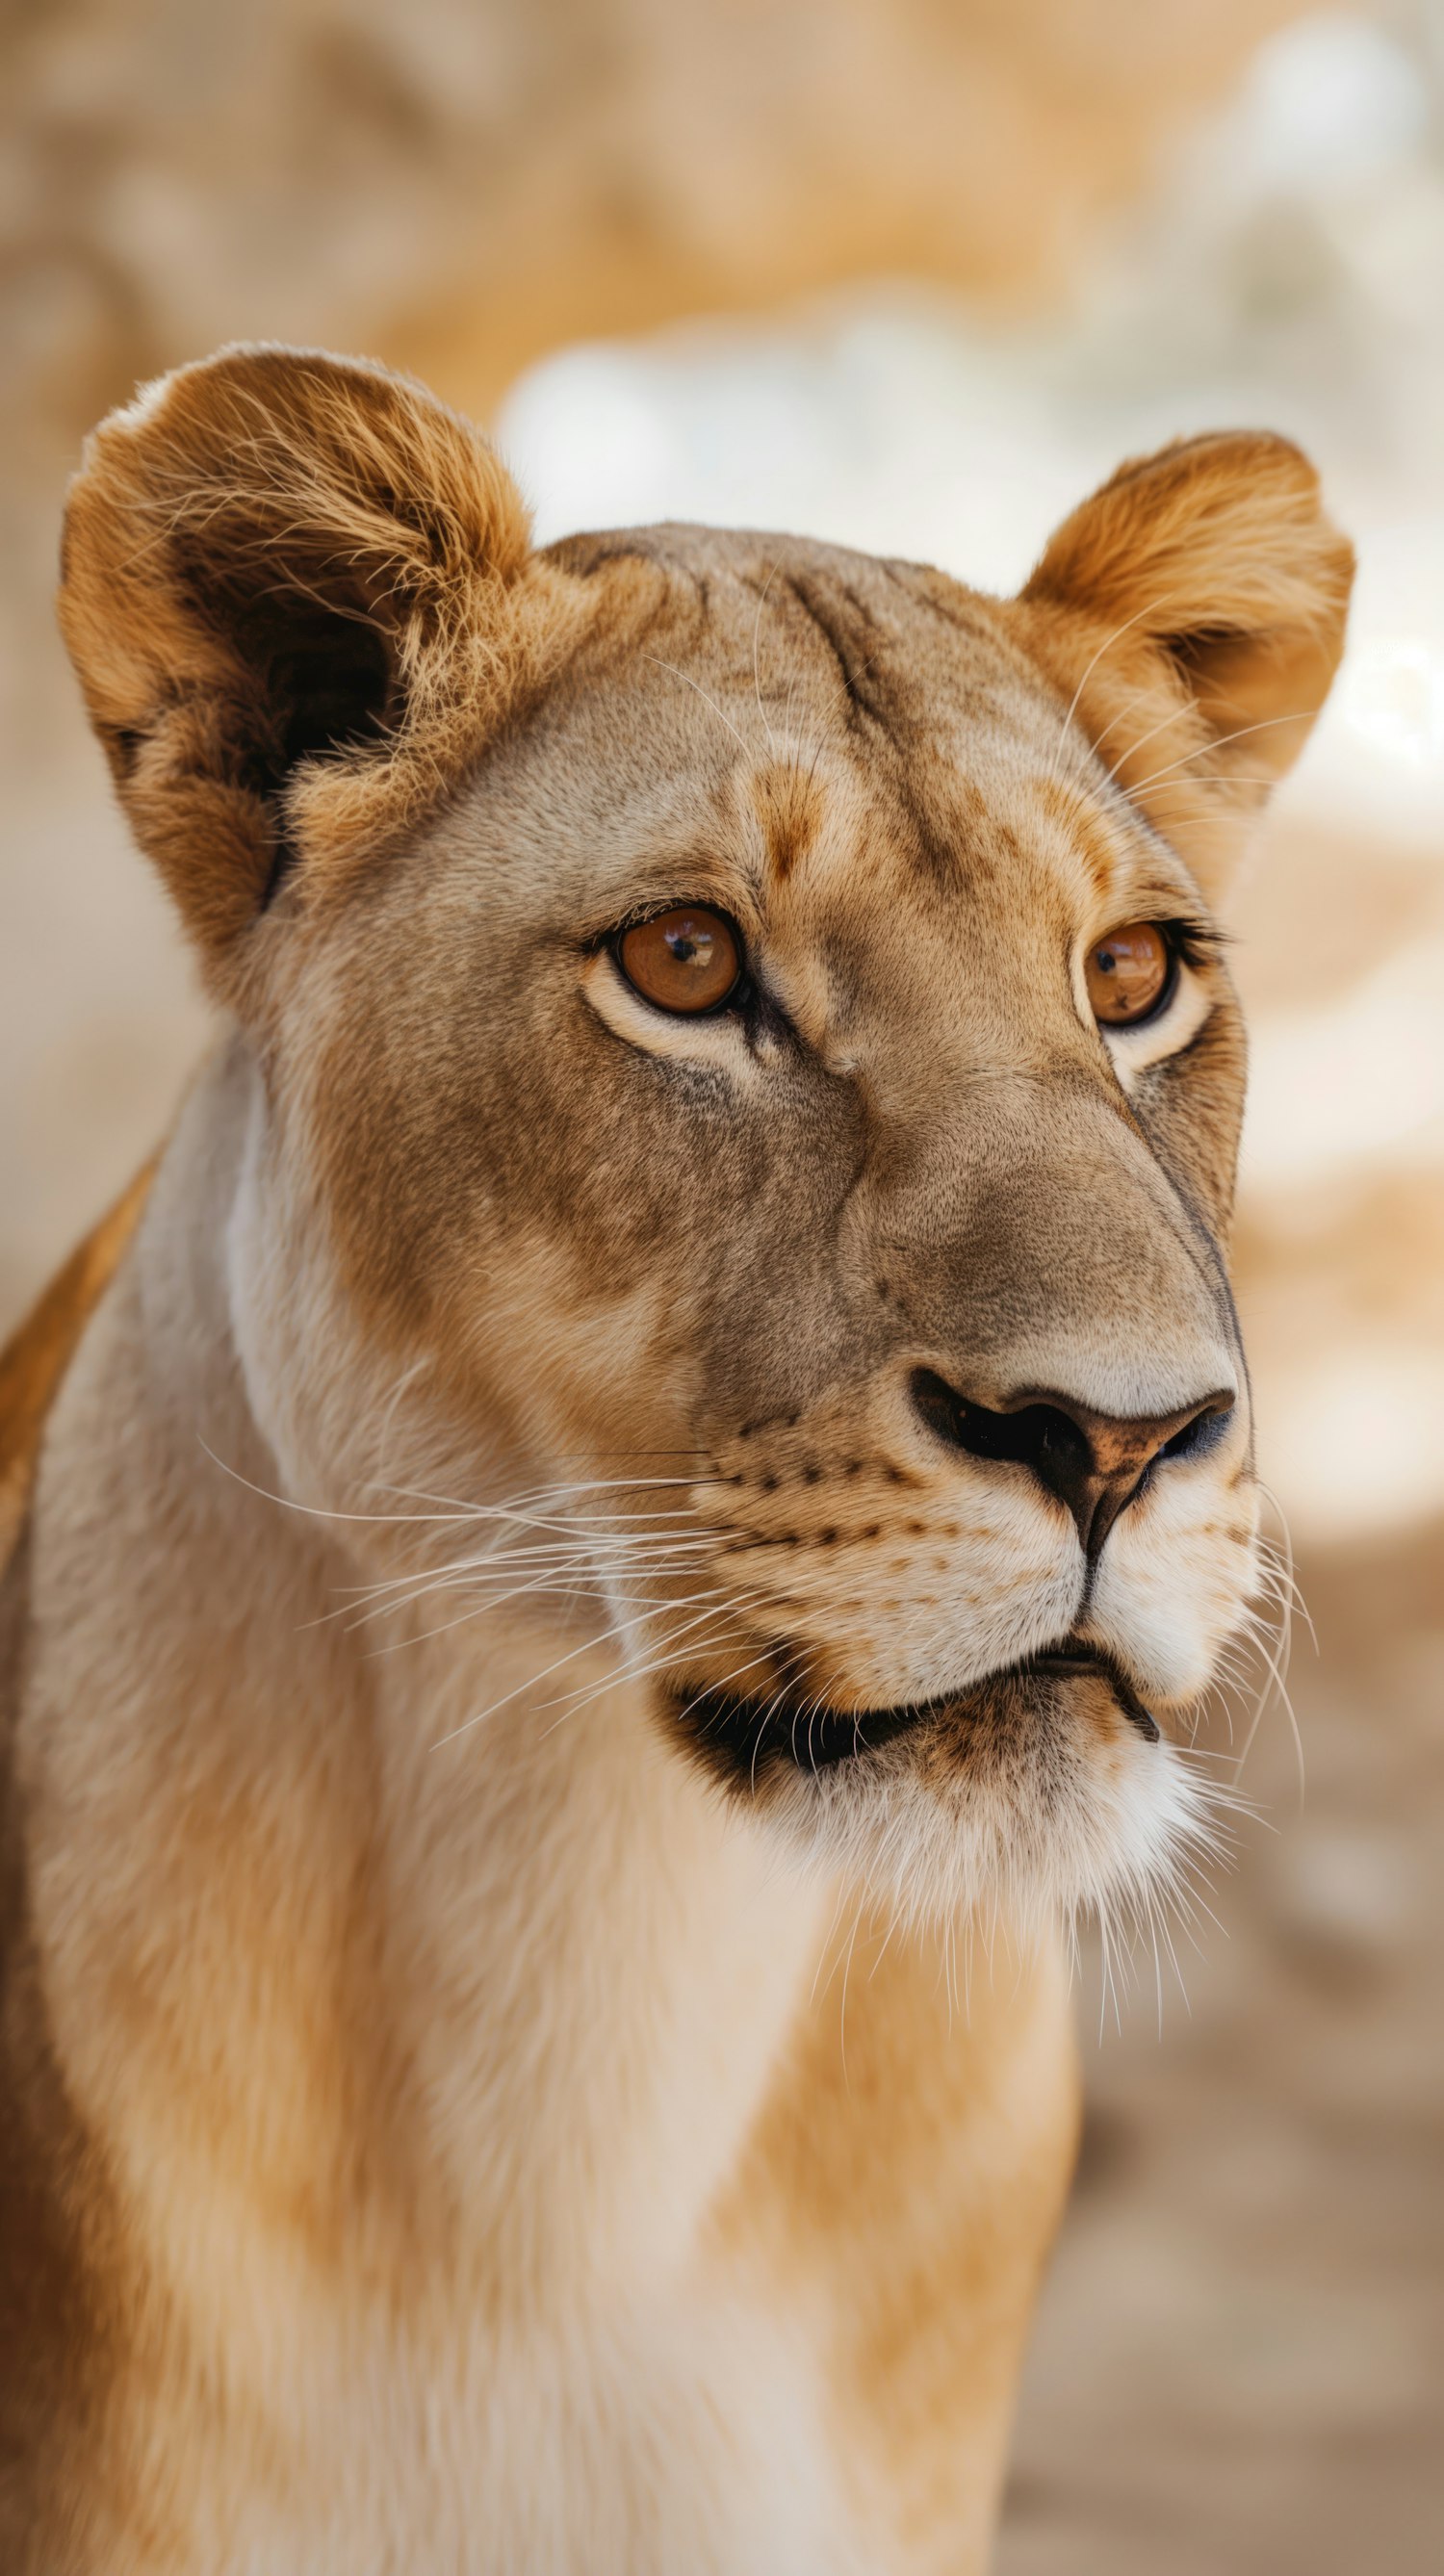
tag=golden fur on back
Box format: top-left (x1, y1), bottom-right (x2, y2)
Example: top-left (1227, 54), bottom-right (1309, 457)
top-left (2, 347), bottom-right (1351, 2572)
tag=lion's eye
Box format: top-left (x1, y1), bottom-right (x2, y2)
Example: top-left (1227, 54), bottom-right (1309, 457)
top-left (617, 906), bottom-right (744, 1015)
top-left (1085, 922), bottom-right (1173, 1027)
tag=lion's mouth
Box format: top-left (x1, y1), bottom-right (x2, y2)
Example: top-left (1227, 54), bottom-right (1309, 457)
top-left (675, 1638), bottom-right (1160, 1775)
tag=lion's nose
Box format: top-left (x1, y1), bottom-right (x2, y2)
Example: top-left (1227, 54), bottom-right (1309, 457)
top-left (909, 1367), bottom-right (1236, 1558)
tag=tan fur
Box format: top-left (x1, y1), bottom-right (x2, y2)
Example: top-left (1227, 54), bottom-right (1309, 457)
top-left (57, 347), bottom-right (584, 990)
top-left (2, 348), bottom-right (1351, 2572)
top-left (1020, 429), bottom-right (1354, 897)
top-left (0, 1163), bottom-right (153, 1566)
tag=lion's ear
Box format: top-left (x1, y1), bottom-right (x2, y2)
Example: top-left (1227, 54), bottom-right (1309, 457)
top-left (58, 345), bottom-right (562, 985)
top-left (1019, 432), bottom-right (1354, 897)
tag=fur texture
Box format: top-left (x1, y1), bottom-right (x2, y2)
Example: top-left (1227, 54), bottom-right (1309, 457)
top-left (0, 347), bottom-right (1353, 2572)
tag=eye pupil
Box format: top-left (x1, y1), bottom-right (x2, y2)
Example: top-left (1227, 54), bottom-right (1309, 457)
top-left (618, 906), bottom-right (743, 1015)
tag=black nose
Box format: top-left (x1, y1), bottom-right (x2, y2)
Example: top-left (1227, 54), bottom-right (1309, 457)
top-left (910, 1367), bottom-right (1235, 1557)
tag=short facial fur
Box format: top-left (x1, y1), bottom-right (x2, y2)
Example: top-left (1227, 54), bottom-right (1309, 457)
top-left (0, 348), bottom-right (1352, 2573)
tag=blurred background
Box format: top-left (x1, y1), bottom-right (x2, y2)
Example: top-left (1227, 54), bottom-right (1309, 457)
top-left (2, 3), bottom-right (1441, 2565)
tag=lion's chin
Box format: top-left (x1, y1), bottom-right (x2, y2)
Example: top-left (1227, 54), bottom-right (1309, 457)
top-left (669, 1643), bottom-right (1223, 1935)
top-left (673, 1638), bottom-right (1160, 1783)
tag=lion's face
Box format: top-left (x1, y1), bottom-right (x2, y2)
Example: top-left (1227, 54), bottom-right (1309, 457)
top-left (58, 350), bottom-right (1353, 1927)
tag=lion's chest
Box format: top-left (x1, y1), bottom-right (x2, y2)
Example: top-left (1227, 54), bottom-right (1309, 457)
top-left (136, 2281), bottom-right (871, 2576)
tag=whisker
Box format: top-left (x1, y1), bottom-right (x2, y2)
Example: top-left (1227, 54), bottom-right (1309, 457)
top-left (751, 556), bottom-right (781, 758)
top-left (1044, 594), bottom-right (1178, 790)
top-left (1098, 697), bottom-right (1194, 790)
top-left (199, 1440), bottom-right (546, 1530)
top-left (642, 652), bottom-right (754, 758)
top-left (535, 1609), bottom-right (784, 1741)
top-left (1124, 709), bottom-right (1324, 799)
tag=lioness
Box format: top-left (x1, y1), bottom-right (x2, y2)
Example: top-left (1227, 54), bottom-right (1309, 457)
top-left (0, 348), bottom-right (1351, 2573)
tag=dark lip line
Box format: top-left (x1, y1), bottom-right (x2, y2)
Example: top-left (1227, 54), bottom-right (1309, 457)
top-left (1024, 1645), bottom-right (1160, 1739)
top-left (677, 1639), bottom-right (1161, 1774)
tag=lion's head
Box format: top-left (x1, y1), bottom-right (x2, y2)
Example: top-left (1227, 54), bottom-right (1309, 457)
top-left (58, 347), bottom-right (1353, 1932)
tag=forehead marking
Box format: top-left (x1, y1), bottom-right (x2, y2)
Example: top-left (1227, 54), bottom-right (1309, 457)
top-left (777, 572), bottom-right (890, 733)
top-left (753, 758), bottom-right (825, 884)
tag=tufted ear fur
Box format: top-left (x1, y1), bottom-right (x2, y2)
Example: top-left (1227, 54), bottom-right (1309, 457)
top-left (1018, 431), bottom-right (1354, 898)
top-left (58, 345), bottom-right (575, 990)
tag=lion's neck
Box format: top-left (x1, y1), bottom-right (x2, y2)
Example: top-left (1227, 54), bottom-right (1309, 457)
top-left (31, 1046), bottom-right (825, 2341)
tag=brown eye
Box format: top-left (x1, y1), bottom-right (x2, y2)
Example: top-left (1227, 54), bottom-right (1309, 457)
top-left (1085, 921), bottom-right (1173, 1027)
top-left (617, 906), bottom-right (744, 1016)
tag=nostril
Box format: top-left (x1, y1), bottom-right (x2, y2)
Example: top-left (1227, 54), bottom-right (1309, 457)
top-left (909, 1368), bottom-right (1092, 1484)
top-left (1158, 1397), bottom-right (1234, 1465)
top-left (909, 1368), bottom-right (968, 1451)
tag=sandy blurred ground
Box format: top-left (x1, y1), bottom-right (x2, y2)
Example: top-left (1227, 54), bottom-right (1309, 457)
top-left (2, 5), bottom-right (1442, 2568)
